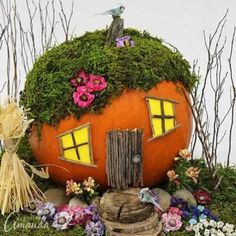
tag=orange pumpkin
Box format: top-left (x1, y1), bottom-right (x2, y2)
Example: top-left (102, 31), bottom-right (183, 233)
top-left (30, 80), bottom-right (192, 188)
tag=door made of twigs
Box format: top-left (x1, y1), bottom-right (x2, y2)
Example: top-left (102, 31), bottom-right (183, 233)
top-left (106, 129), bottom-right (143, 189)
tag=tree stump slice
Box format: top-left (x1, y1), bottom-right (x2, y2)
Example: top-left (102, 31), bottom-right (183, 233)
top-left (104, 213), bottom-right (163, 236)
top-left (98, 188), bottom-right (153, 223)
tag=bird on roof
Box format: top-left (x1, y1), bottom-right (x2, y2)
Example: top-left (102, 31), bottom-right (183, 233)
top-left (96, 5), bottom-right (125, 17)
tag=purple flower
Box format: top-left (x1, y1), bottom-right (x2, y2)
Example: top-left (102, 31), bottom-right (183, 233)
top-left (85, 220), bottom-right (105, 236)
top-left (37, 202), bottom-right (56, 221)
top-left (182, 210), bottom-right (190, 219)
top-left (73, 86), bottom-right (95, 108)
top-left (86, 74), bottom-right (107, 92)
top-left (209, 214), bottom-right (218, 221)
top-left (192, 207), bottom-right (201, 217)
top-left (52, 211), bottom-right (72, 230)
top-left (170, 197), bottom-right (189, 211)
top-left (203, 208), bottom-right (210, 216)
top-left (83, 205), bottom-right (98, 223)
top-left (23, 199), bottom-right (43, 214)
top-left (116, 35), bottom-right (134, 48)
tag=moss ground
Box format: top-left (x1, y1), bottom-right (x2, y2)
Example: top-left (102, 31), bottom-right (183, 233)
top-left (20, 29), bottom-right (197, 126)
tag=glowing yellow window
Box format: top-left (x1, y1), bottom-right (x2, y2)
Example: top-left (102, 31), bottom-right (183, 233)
top-left (146, 97), bottom-right (180, 140)
top-left (57, 123), bottom-right (94, 166)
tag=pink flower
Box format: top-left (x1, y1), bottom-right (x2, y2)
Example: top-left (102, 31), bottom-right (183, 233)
top-left (161, 212), bottom-right (183, 232)
top-left (168, 207), bottom-right (183, 216)
top-left (70, 70), bottom-right (89, 87)
top-left (73, 86), bottom-right (95, 108)
top-left (86, 74), bottom-right (107, 92)
top-left (57, 205), bottom-right (85, 226)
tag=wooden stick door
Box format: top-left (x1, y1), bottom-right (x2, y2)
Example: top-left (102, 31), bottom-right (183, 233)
top-left (106, 129), bottom-right (143, 189)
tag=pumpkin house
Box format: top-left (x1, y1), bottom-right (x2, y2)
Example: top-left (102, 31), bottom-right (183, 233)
top-left (20, 29), bottom-right (196, 189)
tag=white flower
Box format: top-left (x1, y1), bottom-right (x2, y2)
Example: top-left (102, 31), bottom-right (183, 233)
top-left (210, 219), bottom-right (217, 228)
top-left (217, 221), bottom-right (225, 229)
top-left (198, 223), bottom-right (204, 230)
top-left (193, 224), bottom-right (200, 232)
top-left (203, 220), bottom-right (210, 228)
top-left (223, 223), bottom-right (235, 233)
top-left (204, 229), bottom-right (210, 236)
top-left (195, 232), bottom-right (201, 236)
top-left (216, 230), bottom-right (225, 236)
top-left (210, 228), bottom-right (217, 234)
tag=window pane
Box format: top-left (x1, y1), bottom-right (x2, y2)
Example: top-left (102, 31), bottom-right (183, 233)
top-left (148, 99), bottom-right (162, 115)
top-left (164, 101), bottom-right (174, 116)
top-left (61, 134), bottom-right (74, 148)
top-left (152, 118), bottom-right (163, 137)
top-left (165, 118), bottom-right (175, 132)
top-left (74, 127), bottom-right (89, 145)
top-left (78, 145), bottom-right (90, 164)
top-left (64, 148), bottom-right (78, 162)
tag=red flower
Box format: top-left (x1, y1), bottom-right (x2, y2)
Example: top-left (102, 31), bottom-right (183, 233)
top-left (193, 190), bottom-right (211, 205)
top-left (73, 86), bottom-right (95, 108)
top-left (70, 70), bottom-right (89, 87)
top-left (86, 74), bottom-right (107, 92)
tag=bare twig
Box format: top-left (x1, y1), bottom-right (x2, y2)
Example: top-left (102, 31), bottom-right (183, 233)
top-left (189, 10), bottom-right (235, 186)
top-left (226, 26), bottom-right (236, 166)
top-left (58, 0), bottom-right (74, 41)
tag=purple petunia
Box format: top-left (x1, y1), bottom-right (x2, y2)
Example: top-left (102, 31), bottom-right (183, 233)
top-left (23, 199), bottom-right (43, 214)
top-left (116, 35), bottom-right (135, 48)
top-left (37, 202), bottom-right (56, 221)
top-left (85, 220), bottom-right (105, 236)
top-left (52, 211), bottom-right (72, 230)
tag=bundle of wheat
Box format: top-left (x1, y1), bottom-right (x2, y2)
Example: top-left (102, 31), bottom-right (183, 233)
top-left (0, 100), bottom-right (49, 215)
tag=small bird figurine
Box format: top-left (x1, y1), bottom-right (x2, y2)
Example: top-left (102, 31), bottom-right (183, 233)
top-left (96, 5), bottom-right (125, 18)
top-left (139, 188), bottom-right (163, 212)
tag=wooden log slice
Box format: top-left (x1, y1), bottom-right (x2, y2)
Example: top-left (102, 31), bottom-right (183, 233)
top-left (98, 188), bottom-right (153, 223)
top-left (103, 212), bottom-right (163, 235)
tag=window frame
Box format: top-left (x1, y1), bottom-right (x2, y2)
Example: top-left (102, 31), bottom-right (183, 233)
top-left (56, 123), bottom-right (96, 167)
top-left (145, 96), bottom-right (181, 141)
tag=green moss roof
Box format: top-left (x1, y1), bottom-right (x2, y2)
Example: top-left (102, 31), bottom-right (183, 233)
top-left (20, 28), bottom-right (197, 126)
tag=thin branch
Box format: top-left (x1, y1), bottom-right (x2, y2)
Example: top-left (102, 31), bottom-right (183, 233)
top-left (58, 0), bottom-right (74, 42)
top-left (226, 26), bottom-right (236, 166)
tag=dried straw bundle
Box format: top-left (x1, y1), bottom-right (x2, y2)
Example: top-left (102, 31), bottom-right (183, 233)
top-left (0, 101), bottom-right (49, 215)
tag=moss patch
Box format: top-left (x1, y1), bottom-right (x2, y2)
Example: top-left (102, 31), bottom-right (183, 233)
top-left (20, 28), bottom-right (197, 126)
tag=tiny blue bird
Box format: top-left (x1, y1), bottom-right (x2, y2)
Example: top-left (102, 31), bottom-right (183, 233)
top-left (96, 5), bottom-right (125, 17)
top-left (139, 188), bottom-right (163, 212)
